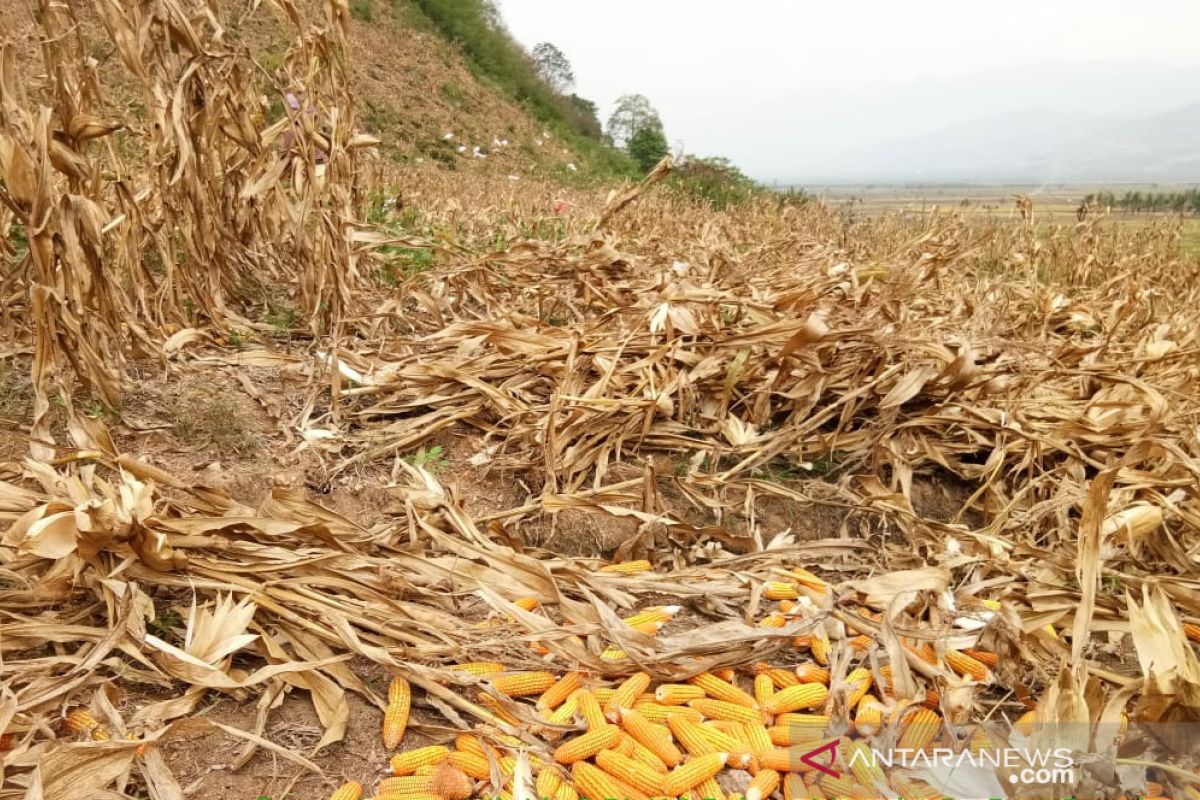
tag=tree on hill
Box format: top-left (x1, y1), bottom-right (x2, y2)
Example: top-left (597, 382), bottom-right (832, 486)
top-left (532, 42), bottom-right (574, 92)
top-left (606, 94), bottom-right (662, 149)
top-left (628, 125), bottom-right (669, 173)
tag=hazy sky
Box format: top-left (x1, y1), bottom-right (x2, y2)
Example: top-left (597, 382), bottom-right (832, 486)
top-left (497, 1), bottom-right (1200, 181)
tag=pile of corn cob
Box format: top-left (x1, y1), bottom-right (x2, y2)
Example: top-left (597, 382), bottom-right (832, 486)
top-left (320, 563), bottom-right (1025, 800)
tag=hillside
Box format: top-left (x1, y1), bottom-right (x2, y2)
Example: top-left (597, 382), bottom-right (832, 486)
top-left (4, 0), bottom-right (629, 184)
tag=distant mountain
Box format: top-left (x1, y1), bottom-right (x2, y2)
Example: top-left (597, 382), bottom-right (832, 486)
top-left (792, 101), bottom-right (1200, 184)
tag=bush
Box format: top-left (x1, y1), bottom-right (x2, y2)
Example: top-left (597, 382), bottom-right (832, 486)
top-left (628, 126), bottom-right (668, 173)
top-left (669, 156), bottom-right (760, 209)
top-left (350, 0), bottom-right (374, 22)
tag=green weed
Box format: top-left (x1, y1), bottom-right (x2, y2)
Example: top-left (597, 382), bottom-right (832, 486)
top-left (403, 445), bottom-right (449, 472)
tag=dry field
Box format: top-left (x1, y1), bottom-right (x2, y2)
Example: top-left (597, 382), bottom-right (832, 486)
top-left (815, 184), bottom-right (1200, 258)
top-left (3, 4), bottom-right (1200, 800)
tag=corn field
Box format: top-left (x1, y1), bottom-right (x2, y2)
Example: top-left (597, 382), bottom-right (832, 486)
top-left (3, 2), bottom-right (1200, 800)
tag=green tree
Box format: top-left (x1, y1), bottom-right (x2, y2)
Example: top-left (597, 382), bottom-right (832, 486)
top-left (531, 42), bottom-right (574, 92)
top-left (606, 94), bottom-right (661, 149)
top-left (627, 125), bottom-right (668, 173)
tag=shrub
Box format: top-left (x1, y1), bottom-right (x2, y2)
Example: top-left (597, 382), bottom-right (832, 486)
top-left (670, 156), bottom-right (760, 209)
top-left (628, 126), bottom-right (669, 173)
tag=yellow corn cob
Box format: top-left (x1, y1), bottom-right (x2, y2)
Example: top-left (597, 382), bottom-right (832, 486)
top-left (853, 696), bottom-right (885, 737)
top-left (591, 686), bottom-right (616, 703)
top-left (848, 634), bottom-right (872, 652)
top-left (513, 596), bottom-right (540, 611)
top-left (493, 671), bottom-right (558, 697)
top-left (451, 661), bottom-right (506, 675)
top-left (391, 746), bottom-right (450, 776)
top-left (746, 769), bottom-right (781, 800)
top-left (601, 647), bottom-right (628, 661)
top-left (600, 560), bottom-right (653, 574)
top-left (967, 725), bottom-right (996, 754)
top-left (64, 709), bottom-right (102, 734)
top-left (843, 668), bottom-right (872, 709)
top-left (618, 706), bottom-right (682, 767)
top-left (634, 701), bottom-right (703, 724)
top-left (447, 751), bottom-right (490, 780)
top-left (979, 598), bottom-right (1002, 611)
top-left (662, 752), bottom-right (728, 797)
top-left (898, 707), bottom-right (940, 751)
top-left (596, 748), bottom-right (667, 796)
top-left (497, 755), bottom-right (518, 777)
top-left (572, 761), bottom-right (649, 800)
top-left (553, 724), bottom-right (621, 764)
top-left (713, 668), bottom-right (736, 682)
top-left (537, 768), bottom-right (564, 800)
top-left (962, 648), bottom-right (1000, 667)
top-left (605, 672), bottom-right (653, 721)
top-left (945, 650), bottom-right (990, 682)
top-left (1014, 708), bottom-right (1038, 736)
top-left (802, 773), bottom-right (826, 800)
top-left (553, 781), bottom-right (579, 800)
top-left (767, 717), bottom-right (827, 746)
top-left (545, 693), bottom-right (580, 726)
top-left (576, 689), bottom-right (608, 730)
top-left (742, 722), bottom-right (774, 755)
top-left (695, 776), bottom-right (727, 800)
top-left (625, 734), bottom-right (670, 774)
top-left (906, 642), bottom-right (937, 665)
top-left (538, 672), bottom-right (583, 711)
top-left (794, 664), bottom-right (830, 685)
top-left (377, 791), bottom-right (443, 800)
top-left (694, 723), bottom-right (754, 768)
top-left (759, 612), bottom-right (788, 628)
top-left (759, 747), bottom-right (803, 772)
top-left (414, 764), bottom-right (438, 776)
top-left (455, 733), bottom-right (483, 755)
top-left (689, 673), bottom-right (758, 708)
top-left (477, 691), bottom-right (521, 726)
top-left (762, 683), bottom-right (828, 715)
top-left (764, 581), bottom-right (800, 601)
top-left (1147, 781), bottom-right (1166, 796)
top-left (777, 599), bottom-right (797, 613)
top-left (377, 776), bottom-right (434, 796)
top-left (1184, 622), bottom-right (1200, 644)
top-left (688, 698), bottom-right (766, 725)
top-left (755, 665), bottom-right (800, 690)
top-left (791, 635), bottom-right (813, 649)
top-left (754, 674), bottom-right (775, 707)
top-left (810, 633), bottom-right (831, 666)
top-left (845, 739), bottom-right (886, 791)
top-left (329, 781), bottom-right (363, 800)
top-left (790, 567), bottom-right (827, 590)
top-left (890, 773), bottom-right (942, 800)
top-left (656, 684), bottom-right (706, 705)
top-left (819, 771), bottom-right (869, 800)
top-left (383, 677), bottom-right (412, 750)
top-left (623, 605), bottom-right (681, 632)
top-left (782, 773), bottom-right (805, 800)
top-left (668, 714), bottom-right (720, 757)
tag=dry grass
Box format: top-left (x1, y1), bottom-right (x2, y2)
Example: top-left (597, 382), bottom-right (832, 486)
top-left (169, 387), bottom-right (261, 456)
top-left (3, 2), bottom-right (1200, 800)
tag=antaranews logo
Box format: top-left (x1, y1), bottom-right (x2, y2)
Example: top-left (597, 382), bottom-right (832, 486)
top-left (794, 737), bottom-right (1076, 789)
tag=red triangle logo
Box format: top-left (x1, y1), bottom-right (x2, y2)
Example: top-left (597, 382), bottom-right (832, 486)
top-left (798, 738), bottom-right (841, 778)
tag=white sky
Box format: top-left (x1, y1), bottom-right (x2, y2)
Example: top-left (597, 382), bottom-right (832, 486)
top-left (497, 1), bottom-right (1200, 181)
